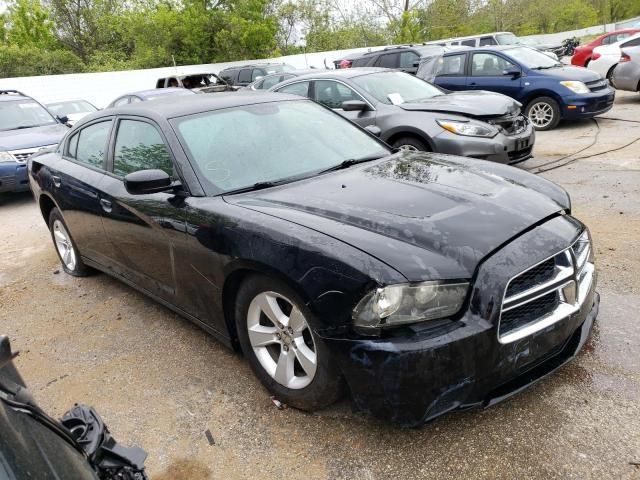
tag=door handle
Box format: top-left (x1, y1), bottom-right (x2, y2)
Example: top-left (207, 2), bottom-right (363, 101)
top-left (100, 198), bottom-right (112, 213)
top-left (52, 176), bottom-right (61, 188)
top-left (469, 82), bottom-right (477, 86)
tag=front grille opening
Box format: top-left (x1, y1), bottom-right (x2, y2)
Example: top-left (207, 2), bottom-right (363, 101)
top-left (500, 291), bottom-right (559, 336)
top-left (506, 257), bottom-right (556, 297)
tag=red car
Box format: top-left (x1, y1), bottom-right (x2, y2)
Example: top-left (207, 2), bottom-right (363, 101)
top-left (572, 28), bottom-right (640, 67)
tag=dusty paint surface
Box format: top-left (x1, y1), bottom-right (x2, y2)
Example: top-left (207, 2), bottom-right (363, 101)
top-left (1, 92), bottom-right (639, 480)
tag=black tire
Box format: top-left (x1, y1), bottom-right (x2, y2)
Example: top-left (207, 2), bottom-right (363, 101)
top-left (525, 96), bottom-right (561, 131)
top-left (606, 65), bottom-right (616, 82)
top-left (235, 274), bottom-right (343, 411)
top-left (391, 135), bottom-right (430, 152)
top-left (48, 207), bottom-right (91, 277)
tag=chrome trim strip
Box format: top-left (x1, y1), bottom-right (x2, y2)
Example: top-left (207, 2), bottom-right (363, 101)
top-left (503, 264), bottom-right (574, 309)
top-left (498, 303), bottom-right (580, 344)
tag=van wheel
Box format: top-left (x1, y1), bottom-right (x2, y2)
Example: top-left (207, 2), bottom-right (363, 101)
top-left (392, 136), bottom-right (429, 152)
top-left (525, 97), bottom-right (560, 131)
top-left (235, 274), bottom-right (343, 411)
top-left (48, 208), bottom-right (91, 277)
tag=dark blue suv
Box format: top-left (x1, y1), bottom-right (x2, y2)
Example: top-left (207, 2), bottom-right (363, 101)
top-left (0, 90), bottom-right (69, 196)
top-left (417, 46), bottom-right (615, 130)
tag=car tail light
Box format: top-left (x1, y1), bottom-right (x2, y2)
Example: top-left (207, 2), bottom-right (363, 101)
top-left (591, 52), bottom-right (601, 61)
top-left (338, 59), bottom-right (352, 69)
top-left (620, 53), bottom-right (631, 63)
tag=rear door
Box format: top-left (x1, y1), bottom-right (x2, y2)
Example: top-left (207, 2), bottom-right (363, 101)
top-left (99, 117), bottom-right (187, 302)
top-left (50, 119), bottom-right (117, 267)
top-left (466, 52), bottom-right (522, 98)
top-left (311, 79), bottom-right (376, 127)
top-left (432, 52), bottom-right (469, 90)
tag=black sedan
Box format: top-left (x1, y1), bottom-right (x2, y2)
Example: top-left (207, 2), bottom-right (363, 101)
top-left (28, 93), bottom-right (599, 426)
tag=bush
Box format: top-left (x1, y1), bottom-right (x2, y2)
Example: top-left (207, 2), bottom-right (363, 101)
top-left (0, 45), bottom-right (84, 77)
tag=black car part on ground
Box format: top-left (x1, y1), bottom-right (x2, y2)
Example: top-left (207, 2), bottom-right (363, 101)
top-left (0, 335), bottom-right (148, 480)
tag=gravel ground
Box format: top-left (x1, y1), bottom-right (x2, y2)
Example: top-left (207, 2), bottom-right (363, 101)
top-left (1, 92), bottom-right (639, 480)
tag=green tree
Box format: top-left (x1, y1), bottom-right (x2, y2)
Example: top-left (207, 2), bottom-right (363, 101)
top-left (6, 0), bottom-right (57, 48)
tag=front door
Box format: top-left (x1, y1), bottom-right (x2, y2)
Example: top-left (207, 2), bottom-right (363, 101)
top-left (312, 80), bottom-right (376, 127)
top-left (99, 117), bottom-right (187, 302)
top-left (466, 52), bottom-right (522, 98)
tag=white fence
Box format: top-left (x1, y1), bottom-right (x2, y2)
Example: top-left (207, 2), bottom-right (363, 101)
top-left (2, 15), bottom-right (639, 108)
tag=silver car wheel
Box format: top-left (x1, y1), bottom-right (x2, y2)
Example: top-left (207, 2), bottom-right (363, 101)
top-left (528, 102), bottom-right (554, 128)
top-left (53, 219), bottom-right (77, 271)
top-left (246, 291), bottom-right (317, 389)
top-left (397, 144), bottom-right (419, 152)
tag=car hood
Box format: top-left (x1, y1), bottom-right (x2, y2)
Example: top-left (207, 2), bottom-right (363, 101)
top-left (398, 91), bottom-right (521, 118)
top-left (532, 65), bottom-right (602, 82)
top-left (224, 153), bottom-right (569, 281)
top-left (0, 124), bottom-right (68, 151)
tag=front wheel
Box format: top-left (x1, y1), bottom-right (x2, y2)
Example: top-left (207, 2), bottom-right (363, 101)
top-left (392, 135), bottom-right (429, 152)
top-left (48, 208), bottom-right (91, 276)
top-left (235, 275), bottom-right (343, 410)
top-left (525, 96), bottom-right (561, 131)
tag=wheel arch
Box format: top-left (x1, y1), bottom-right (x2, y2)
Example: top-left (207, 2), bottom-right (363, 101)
top-left (384, 127), bottom-right (435, 151)
top-left (39, 193), bottom-right (59, 225)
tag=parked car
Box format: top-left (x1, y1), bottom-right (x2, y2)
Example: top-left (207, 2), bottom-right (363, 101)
top-left (611, 36), bottom-right (640, 92)
top-left (106, 87), bottom-right (195, 108)
top-left (29, 92), bottom-right (598, 426)
top-left (418, 46), bottom-right (615, 130)
top-left (269, 68), bottom-right (534, 163)
top-left (0, 90), bottom-right (69, 195)
top-left (571, 28), bottom-right (640, 67)
top-left (337, 45), bottom-right (462, 75)
top-left (0, 335), bottom-right (148, 479)
top-left (425, 31), bottom-right (560, 59)
top-left (587, 33), bottom-right (640, 81)
top-left (155, 73), bottom-right (235, 93)
top-left (243, 69), bottom-right (319, 91)
top-left (219, 63), bottom-right (296, 87)
top-left (46, 99), bottom-right (99, 126)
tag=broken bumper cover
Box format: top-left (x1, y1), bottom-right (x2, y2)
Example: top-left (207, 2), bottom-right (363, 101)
top-left (322, 287), bottom-right (599, 427)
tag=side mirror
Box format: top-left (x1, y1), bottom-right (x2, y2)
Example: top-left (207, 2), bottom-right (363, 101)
top-left (364, 125), bottom-right (382, 137)
top-left (341, 100), bottom-right (368, 111)
top-left (57, 115), bottom-right (69, 125)
top-left (124, 169), bottom-right (174, 195)
top-left (503, 66), bottom-right (521, 78)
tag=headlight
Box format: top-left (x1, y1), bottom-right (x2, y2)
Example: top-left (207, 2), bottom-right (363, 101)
top-left (0, 151), bottom-right (15, 163)
top-left (352, 281), bottom-right (469, 330)
top-left (560, 81), bottom-right (590, 94)
top-left (437, 119), bottom-right (498, 138)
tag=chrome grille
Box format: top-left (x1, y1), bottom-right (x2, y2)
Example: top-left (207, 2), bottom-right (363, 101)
top-left (9, 144), bottom-right (57, 163)
top-left (498, 230), bottom-right (594, 344)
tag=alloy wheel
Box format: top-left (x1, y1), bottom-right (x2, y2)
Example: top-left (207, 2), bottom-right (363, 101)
top-left (246, 291), bottom-right (317, 389)
top-left (397, 144), bottom-right (420, 152)
top-left (52, 219), bottom-right (77, 271)
top-left (528, 102), bottom-right (554, 129)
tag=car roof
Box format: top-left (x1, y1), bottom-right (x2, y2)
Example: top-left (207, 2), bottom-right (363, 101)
top-left (0, 90), bottom-right (30, 102)
top-left (221, 62), bottom-right (289, 71)
top-left (289, 67), bottom-right (391, 81)
top-left (85, 92), bottom-right (307, 123)
top-left (126, 88), bottom-right (192, 98)
top-left (441, 45), bottom-right (522, 55)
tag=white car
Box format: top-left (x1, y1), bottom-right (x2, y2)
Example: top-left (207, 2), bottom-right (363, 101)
top-left (588, 32), bottom-right (640, 81)
top-left (46, 99), bottom-right (98, 126)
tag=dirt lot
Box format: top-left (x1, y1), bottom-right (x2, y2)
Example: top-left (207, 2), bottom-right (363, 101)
top-left (1, 92), bottom-right (639, 480)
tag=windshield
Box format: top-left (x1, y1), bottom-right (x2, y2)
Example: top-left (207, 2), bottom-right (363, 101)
top-left (0, 99), bottom-right (57, 131)
top-left (172, 100), bottom-right (389, 194)
top-left (353, 71), bottom-right (443, 105)
top-left (47, 100), bottom-right (97, 116)
top-left (496, 33), bottom-right (523, 45)
top-left (505, 46), bottom-right (560, 69)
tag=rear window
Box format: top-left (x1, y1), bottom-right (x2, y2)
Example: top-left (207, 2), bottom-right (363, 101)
top-left (437, 54), bottom-right (466, 75)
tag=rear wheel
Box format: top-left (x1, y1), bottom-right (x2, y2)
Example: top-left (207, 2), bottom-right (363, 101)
top-left (391, 135), bottom-right (429, 152)
top-left (235, 274), bottom-right (343, 410)
top-left (525, 96), bottom-right (561, 131)
top-left (48, 208), bottom-right (90, 277)
top-left (606, 65), bottom-right (616, 82)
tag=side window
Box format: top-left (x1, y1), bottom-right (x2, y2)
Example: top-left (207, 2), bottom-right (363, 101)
top-left (113, 120), bottom-right (173, 177)
top-left (461, 39), bottom-right (476, 47)
top-left (113, 97), bottom-right (130, 107)
top-left (479, 36), bottom-right (498, 46)
top-left (275, 81), bottom-right (310, 98)
top-left (252, 69), bottom-right (266, 81)
top-left (437, 54), bottom-right (466, 76)
top-left (314, 80), bottom-right (362, 109)
top-left (601, 35), bottom-right (612, 45)
top-left (75, 121), bottom-right (112, 168)
top-left (67, 131), bottom-right (79, 158)
top-left (471, 53), bottom-right (516, 76)
top-left (261, 75), bottom-right (283, 90)
top-left (399, 51), bottom-right (419, 68)
top-left (619, 33), bottom-right (630, 41)
top-left (352, 57), bottom-right (370, 67)
top-left (376, 53), bottom-right (398, 68)
top-left (238, 69), bottom-right (252, 84)
top-left (220, 70), bottom-right (235, 84)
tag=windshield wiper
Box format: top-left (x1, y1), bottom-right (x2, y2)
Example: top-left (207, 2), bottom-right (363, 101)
top-left (532, 64), bottom-right (562, 70)
top-left (222, 181), bottom-right (279, 195)
top-left (318, 154), bottom-right (387, 174)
